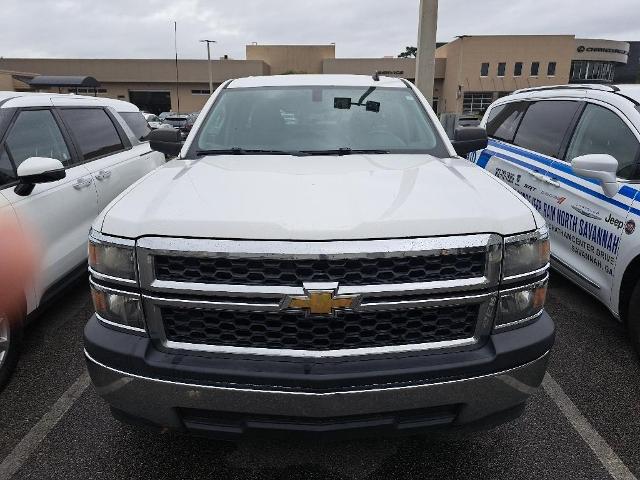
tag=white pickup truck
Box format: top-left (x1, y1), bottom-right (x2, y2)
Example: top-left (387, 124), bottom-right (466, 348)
top-left (84, 74), bottom-right (554, 439)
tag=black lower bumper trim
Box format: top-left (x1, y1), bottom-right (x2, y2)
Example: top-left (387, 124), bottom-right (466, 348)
top-left (84, 312), bottom-right (554, 392)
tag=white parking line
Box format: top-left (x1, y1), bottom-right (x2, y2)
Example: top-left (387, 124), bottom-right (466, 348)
top-left (543, 373), bottom-right (637, 480)
top-left (0, 372), bottom-right (90, 479)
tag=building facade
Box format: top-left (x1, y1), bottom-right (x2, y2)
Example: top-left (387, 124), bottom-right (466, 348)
top-left (0, 35), bottom-right (632, 115)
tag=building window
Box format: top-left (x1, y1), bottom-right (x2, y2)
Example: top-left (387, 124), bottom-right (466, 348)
top-left (531, 62), bottom-right (540, 76)
top-left (497, 63), bottom-right (506, 77)
top-left (480, 63), bottom-right (489, 77)
top-left (191, 89), bottom-right (211, 95)
top-left (432, 97), bottom-right (439, 114)
top-left (547, 62), bottom-right (557, 76)
top-left (514, 62), bottom-right (523, 77)
top-left (462, 92), bottom-right (494, 115)
top-left (570, 60), bottom-right (616, 83)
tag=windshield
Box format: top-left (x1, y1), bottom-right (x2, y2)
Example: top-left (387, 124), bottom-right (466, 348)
top-left (192, 86), bottom-right (448, 156)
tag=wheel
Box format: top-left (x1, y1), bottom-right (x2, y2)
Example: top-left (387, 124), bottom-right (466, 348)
top-left (0, 308), bottom-right (23, 391)
top-left (628, 279), bottom-right (640, 358)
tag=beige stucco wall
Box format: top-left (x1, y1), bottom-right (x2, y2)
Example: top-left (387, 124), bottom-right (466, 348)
top-left (441, 35), bottom-right (576, 114)
top-left (0, 58), bottom-right (269, 84)
top-left (0, 58), bottom-right (270, 112)
top-left (1, 37), bottom-right (630, 116)
top-left (323, 58), bottom-right (417, 80)
top-left (247, 44), bottom-right (335, 74)
top-left (0, 73), bottom-right (14, 91)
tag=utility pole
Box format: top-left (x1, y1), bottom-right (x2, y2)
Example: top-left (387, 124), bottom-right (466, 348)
top-left (174, 21), bottom-right (181, 114)
top-left (415, 0), bottom-right (438, 104)
top-left (199, 39), bottom-right (216, 95)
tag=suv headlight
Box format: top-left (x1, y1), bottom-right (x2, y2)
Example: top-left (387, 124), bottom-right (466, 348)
top-left (88, 230), bottom-right (136, 282)
top-left (502, 226), bottom-right (550, 281)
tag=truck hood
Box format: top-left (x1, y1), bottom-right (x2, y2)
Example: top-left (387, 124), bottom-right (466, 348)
top-left (99, 154), bottom-right (538, 240)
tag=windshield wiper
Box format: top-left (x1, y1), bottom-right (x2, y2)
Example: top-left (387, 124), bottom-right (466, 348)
top-left (195, 148), bottom-right (308, 156)
top-left (301, 148), bottom-right (390, 156)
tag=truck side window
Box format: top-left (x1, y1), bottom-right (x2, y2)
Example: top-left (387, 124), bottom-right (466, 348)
top-left (513, 100), bottom-right (581, 158)
top-left (0, 146), bottom-right (16, 187)
top-left (59, 108), bottom-right (125, 162)
top-left (565, 104), bottom-right (640, 180)
top-left (4, 109), bottom-right (72, 168)
top-left (486, 101), bottom-right (527, 143)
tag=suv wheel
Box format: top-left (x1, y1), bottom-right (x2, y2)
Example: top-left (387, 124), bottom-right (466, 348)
top-left (628, 279), bottom-right (640, 358)
top-left (0, 309), bottom-right (23, 391)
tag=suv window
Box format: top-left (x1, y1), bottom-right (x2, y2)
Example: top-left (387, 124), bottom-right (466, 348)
top-left (119, 111), bottom-right (151, 141)
top-left (0, 147), bottom-right (16, 187)
top-left (4, 109), bottom-right (71, 168)
top-left (565, 103), bottom-right (640, 180)
top-left (513, 100), bottom-right (582, 158)
top-left (59, 108), bottom-right (124, 161)
top-left (486, 101), bottom-right (528, 143)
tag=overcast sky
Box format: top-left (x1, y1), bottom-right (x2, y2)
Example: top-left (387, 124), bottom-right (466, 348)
top-left (1, 0), bottom-right (638, 60)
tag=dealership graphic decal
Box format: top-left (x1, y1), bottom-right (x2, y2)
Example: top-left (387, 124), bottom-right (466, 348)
top-left (495, 168), bottom-right (516, 185)
top-left (572, 204), bottom-right (602, 220)
top-left (626, 219), bottom-right (636, 235)
top-left (517, 189), bottom-right (621, 275)
top-left (540, 190), bottom-right (567, 205)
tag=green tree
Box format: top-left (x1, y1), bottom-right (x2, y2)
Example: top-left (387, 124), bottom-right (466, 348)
top-left (398, 46), bottom-right (417, 58)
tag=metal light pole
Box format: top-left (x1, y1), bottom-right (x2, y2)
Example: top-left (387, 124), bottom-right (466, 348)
top-left (200, 39), bottom-right (216, 95)
top-left (415, 0), bottom-right (438, 103)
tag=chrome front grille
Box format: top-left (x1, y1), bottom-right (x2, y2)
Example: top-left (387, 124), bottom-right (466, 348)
top-left (153, 252), bottom-right (486, 287)
top-left (137, 235), bottom-right (503, 357)
top-left (161, 303), bottom-right (480, 351)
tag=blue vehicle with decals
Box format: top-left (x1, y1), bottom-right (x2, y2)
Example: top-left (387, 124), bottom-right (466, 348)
top-left (471, 84), bottom-right (640, 357)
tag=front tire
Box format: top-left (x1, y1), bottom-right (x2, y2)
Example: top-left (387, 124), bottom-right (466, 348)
top-left (628, 279), bottom-right (640, 358)
top-left (0, 309), bottom-right (23, 391)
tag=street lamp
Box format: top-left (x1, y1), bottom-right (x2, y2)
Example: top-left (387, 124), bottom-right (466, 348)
top-left (199, 39), bottom-right (216, 95)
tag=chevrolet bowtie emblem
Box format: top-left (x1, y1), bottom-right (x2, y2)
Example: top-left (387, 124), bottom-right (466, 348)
top-left (283, 284), bottom-right (360, 316)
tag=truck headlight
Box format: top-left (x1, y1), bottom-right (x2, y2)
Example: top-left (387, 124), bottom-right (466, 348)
top-left (495, 276), bottom-right (548, 331)
top-left (88, 231), bottom-right (136, 282)
top-left (90, 280), bottom-right (145, 331)
top-left (502, 226), bottom-right (550, 281)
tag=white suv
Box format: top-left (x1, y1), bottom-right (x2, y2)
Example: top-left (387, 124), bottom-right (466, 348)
top-left (0, 92), bottom-right (165, 388)
top-left (470, 84), bottom-right (640, 355)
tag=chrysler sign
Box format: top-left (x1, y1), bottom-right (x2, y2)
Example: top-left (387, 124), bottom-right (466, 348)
top-left (577, 45), bottom-right (628, 55)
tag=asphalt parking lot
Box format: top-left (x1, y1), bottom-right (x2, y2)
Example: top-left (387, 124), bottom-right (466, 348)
top-left (0, 272), bottom-right (638, 480)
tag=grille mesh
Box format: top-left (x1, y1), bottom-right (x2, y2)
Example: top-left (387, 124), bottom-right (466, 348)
top-left (161, 304), bottom-right (479, 351)
top-left (154, 253), bottom-right (486, 287)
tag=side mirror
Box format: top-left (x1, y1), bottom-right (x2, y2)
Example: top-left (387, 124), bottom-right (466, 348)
top-left (451, 127), bottom-right (488, 157)
top-left (148, 128), bottom-right (183, 157)
top-left (15, 157), bottom-right (66, 196)
top-left (571, 154), bottom-right (619, 198)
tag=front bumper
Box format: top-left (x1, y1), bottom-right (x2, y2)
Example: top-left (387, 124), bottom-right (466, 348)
top-left (84, 311), bottom-right (554, 438)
